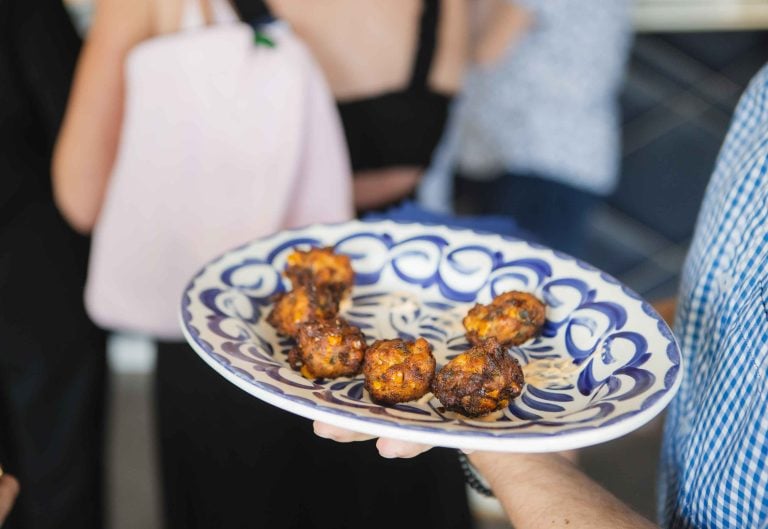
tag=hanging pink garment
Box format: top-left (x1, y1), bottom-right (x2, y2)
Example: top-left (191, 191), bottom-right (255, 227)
top-left (85, 1), bottom-right (353, 339)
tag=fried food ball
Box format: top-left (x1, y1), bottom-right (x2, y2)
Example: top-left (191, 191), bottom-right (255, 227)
top-left (432, 338), bottom-right (524, 418)
top-left (289, 317), bottom-right (367, 379)
top-left (463, 291), bottom-right (546, 346)
top-left (266, 284), bottom-right (341, 338)
top-left (363, 338), bottom-right (436, 405)
top-left (285, 247), bottom-right (354, 295)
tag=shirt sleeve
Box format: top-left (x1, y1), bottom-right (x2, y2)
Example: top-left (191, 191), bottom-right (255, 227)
top-left (504, 0), bottom-right (632, 25)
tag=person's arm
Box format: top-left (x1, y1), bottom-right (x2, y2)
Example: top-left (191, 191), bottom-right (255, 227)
top-left (0, 473), bottom-right (20, 525)
top-left (472, 0), bottom-right (532, 67)
top-left (313, 423), bottom-right (658, 529)
top-left (470, 452), bottom-right (658, 529)
top-left (52, 0), bottom-right (152, 234)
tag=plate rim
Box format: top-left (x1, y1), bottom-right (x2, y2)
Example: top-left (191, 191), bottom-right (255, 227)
top-left (179, 219), bottom-right (683, 452)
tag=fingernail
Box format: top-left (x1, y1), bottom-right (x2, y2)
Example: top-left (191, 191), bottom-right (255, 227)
top-left (461, 449), bottom-right (475, 454)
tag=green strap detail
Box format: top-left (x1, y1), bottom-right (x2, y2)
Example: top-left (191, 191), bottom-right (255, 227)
top-left (254, 31), bottom-right (276, 48)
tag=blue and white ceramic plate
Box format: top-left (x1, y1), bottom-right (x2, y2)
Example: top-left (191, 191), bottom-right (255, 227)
top-left (180, 220), bottom-right (682, 452)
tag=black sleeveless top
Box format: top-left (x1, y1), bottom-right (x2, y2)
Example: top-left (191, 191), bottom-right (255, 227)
top-left (234, 0), bottom-right (451, 172)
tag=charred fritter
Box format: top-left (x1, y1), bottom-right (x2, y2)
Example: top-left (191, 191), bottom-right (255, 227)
top-left (463, 291), bottom-right (546, 346)
top-left (285, 247), bottom-right (354, 295)
top-left (289, 317), bottom-right (367, 379)
top-left (266, 284), bottom-right (341, 338)
top-left (432, 338), bottom-right (524, 418)
top-left (363, 338), bottom-right (436, 405)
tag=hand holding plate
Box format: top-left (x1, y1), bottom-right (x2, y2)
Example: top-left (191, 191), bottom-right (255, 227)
top-left (313, 422), bottom-right (432, 458)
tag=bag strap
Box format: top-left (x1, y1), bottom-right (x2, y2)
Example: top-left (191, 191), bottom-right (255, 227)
top-left (408, 0), bottom-right (439, 91)
top-left (179, 0), bottom-right (238, 31)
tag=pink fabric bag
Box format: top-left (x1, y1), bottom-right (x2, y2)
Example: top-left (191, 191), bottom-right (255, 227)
top-left (85, 3), bottom-right (353, 340)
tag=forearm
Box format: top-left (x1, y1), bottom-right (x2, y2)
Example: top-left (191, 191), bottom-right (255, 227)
top-left (470, 452), bottom-right (658, 529)
top-left (52, 0), bottom-right (151, 233)
top-left (53, 34), bottom-right (124, 233)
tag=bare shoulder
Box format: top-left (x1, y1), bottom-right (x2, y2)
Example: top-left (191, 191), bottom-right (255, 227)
top-left (88, 0), bottom-right (155, 45)
top-left (268, 0), bottom-right (467, 98)
top-left (152, 0), bottom-right (186, 36)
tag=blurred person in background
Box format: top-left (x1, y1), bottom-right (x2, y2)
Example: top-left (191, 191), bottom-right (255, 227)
top-left (231, 0), bottom-right (468, 212)
top-left (421, 0), bottom-right (632, 258)
top-left (53, 0), bottom-right (474, 528)
top-left (0, 0), bottom-right (107, 528)
top-left (54, 0), bottom-right (469, 224)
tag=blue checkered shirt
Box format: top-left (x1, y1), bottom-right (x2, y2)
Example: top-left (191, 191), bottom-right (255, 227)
top-left (657, 64), bottom-right (768, 528)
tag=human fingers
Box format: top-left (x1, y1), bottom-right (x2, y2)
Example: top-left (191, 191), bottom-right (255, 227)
top-left (558, 449), bottom-right (579, 464)
top-left (312, 422), bottom-right (376, 442)
top-left (375, 438), bottom-right (432, 459)
top-left (312, 422), bottom-right (434, 458)
top-left (0, 474), bottom-right (20, 525)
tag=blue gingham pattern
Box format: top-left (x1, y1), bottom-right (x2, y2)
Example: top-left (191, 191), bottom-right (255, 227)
top-left (658, 64), bottom-right (768, 528)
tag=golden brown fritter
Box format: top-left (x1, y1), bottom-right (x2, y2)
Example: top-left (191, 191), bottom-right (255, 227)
top-left (284, 247), bottom-right (354, 295)
top-left (289, 317), bottom-right (367, 379)
top-left (266, 284), bottom-right (341, 338)
top-left (432, 338), bottom-right (524, 418)
top-left (463, 291), bottom-right (546, 347)
top-left (363, 338), bottom-right (436, 405)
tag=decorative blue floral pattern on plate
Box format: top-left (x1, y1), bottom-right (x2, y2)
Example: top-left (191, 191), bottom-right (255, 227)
top-left (180, 220), bottom-right (682, 452)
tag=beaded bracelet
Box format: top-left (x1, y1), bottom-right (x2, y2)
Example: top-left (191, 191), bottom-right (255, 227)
top-left (457, 451), bottom-right (494, 497)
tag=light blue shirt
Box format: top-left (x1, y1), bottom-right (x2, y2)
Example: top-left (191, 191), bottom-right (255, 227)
top-left (658, 63), bottom-right (768, 528)
top-left (456, 0), bottom-right (632, 195)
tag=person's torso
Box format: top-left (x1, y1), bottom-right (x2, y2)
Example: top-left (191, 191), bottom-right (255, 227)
top-left (455, 0), bottom-right (632, 193)
top-left (236, 0), bottom-right (455, 172)
top-left (658, 63), bottom-right (768, 529)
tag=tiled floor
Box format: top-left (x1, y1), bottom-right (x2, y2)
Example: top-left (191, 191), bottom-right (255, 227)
top-left (107, 31), bottom-right (768, 529)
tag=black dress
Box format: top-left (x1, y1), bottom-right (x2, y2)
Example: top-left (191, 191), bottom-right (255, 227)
top-left (156, 342), bottom-right (473, 529)
top-left (155, 2), bottom-right (471, 527)
top-left (0, 2), bottom-right (107, 528)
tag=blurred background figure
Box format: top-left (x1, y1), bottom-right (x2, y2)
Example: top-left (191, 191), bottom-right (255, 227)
top-left (456, 0), bottom-right (632, 257)
top-left (234, 0), bottom-right (468, 212)
top-left (0, 1), bottom-right (107, 528)
top-left (421, 0), bottom-right (632, 258)
top-left (53, 1), bottom-right (473, 528)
